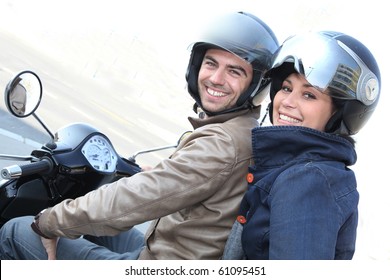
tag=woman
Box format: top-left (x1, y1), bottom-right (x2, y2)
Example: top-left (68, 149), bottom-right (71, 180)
top-left (222, 31), bottom-right (381, 260)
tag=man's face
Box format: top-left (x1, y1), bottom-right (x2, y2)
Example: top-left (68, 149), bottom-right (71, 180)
top-left (197, 48), bottom-right (253, 113)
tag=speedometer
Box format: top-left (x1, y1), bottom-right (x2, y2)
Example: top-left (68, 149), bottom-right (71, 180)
top-left (81, 135), bottom-right (118, 172)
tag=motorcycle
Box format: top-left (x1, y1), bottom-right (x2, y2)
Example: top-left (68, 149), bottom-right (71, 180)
top-left (0, 70), bottom-right (188, 228)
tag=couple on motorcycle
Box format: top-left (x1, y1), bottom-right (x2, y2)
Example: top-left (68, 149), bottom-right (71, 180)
top-left (0, 11), bottom-right (380, 260)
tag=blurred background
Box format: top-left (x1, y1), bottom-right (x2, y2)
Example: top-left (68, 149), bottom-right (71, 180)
top-left (0, 0), bottom-right (388, 260)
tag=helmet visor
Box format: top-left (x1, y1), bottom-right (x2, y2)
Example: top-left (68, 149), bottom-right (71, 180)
top-left (271, 33), bottom-right (379, 106)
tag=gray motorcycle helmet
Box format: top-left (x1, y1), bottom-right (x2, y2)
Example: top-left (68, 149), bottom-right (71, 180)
top-left (186, 11), bottom-right (279, 116)
top-left (266, 31), bottom-right (381, 135)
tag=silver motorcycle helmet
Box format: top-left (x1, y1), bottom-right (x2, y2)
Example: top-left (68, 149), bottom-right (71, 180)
top-left (186, 11), bottom-right (279, 116)
top-left (266, 31), bottom-right (381, 135)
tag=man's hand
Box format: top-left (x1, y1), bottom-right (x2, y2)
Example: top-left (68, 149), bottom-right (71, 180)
top-left (40, 237), bottom-right (59, 260)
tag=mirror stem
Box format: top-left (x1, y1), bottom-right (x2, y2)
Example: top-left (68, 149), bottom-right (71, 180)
top-left (33, 113), bottom-right (55, 139)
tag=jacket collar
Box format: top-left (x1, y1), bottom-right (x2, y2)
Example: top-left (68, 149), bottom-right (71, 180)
top-left (188, 107), bottom-right (261, 129)
top-left (251, 126), bottom-right (357, 167)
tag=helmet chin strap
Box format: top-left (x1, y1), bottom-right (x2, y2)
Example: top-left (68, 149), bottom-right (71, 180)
top-left (259, 103), bottom-right (270, 126)
top-left (324, 110), bottom-right (343, 133)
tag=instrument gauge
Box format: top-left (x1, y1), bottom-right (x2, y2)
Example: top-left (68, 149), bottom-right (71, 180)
top-left (81, 135), bottom-right (118, 172)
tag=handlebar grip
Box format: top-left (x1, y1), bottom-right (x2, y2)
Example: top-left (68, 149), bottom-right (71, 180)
top-left (1, 159), bottom-right (53, 179)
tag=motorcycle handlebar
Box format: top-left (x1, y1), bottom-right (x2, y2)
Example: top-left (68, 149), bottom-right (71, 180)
top-left (1, 158), bottom-right (53, 179)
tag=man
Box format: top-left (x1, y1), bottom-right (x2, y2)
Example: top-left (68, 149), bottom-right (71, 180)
top-left (0, 11), bottom-right (279, 260)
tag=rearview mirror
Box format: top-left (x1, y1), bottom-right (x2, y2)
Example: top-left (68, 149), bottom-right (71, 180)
top-left (4, 70), bottom-right (42, 118)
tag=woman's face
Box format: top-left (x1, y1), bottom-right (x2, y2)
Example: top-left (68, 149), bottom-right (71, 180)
top-left (272, 73), bottom-right (335, 132)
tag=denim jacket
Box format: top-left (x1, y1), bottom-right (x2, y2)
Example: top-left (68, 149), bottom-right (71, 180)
top-left (223, 126), bottom-right (358, 260)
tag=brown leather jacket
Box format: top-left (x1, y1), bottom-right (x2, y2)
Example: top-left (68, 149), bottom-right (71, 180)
top-left (38, 107), bottom-right (260, 259)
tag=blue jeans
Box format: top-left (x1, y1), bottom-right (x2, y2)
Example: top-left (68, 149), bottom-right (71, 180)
top-left (0, 216), bottom-right (145, 260)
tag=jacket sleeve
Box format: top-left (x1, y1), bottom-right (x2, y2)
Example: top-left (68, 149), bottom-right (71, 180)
top-left (39, 125), bottom-right (238, 239)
